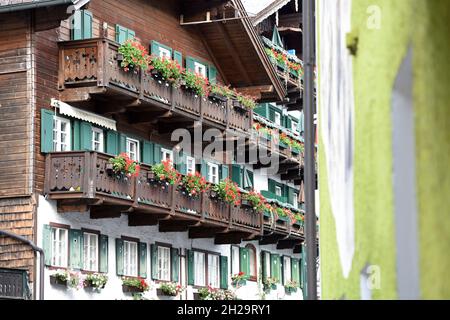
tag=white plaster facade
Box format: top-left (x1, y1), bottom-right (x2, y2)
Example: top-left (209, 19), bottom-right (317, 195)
top-left (36, 195), bottom-right (303, 300)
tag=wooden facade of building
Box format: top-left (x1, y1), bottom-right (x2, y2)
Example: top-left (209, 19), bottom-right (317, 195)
top-left (0, 0), bottom-right (308, 300)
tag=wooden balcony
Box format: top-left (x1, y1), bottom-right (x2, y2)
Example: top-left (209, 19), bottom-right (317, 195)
top-left (44, 152), bottom-right (262, 243)
top-left (58, 38), bottom-right (251, 133)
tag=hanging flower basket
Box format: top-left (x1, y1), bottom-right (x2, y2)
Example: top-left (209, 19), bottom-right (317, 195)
top-left (49, 274), bottom-right (67, 286)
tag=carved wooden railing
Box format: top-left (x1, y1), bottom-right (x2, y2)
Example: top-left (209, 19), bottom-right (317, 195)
top-left (58, 38), bottom-right (252, 132)
top-left (45, 152), bottom-right (262, 233)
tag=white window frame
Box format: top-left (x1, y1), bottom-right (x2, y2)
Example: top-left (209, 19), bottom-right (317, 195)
top-left (91, 127), bottom-right (104, 152)
top-left (293, 193), bottom-right (299, 209)
top-left (161, 148), bottom-right (174, 162)
top-left (283, 256), bottom-right (292, 283)
top-left (207, 254), bottom-right (220, 289)
top-left (275, 185), bottom-right (282, 197)
top-left (186, 156), bottom-right (196, 175)
top-left (157, 246), bottom-right (171, 281)
top-left (208, 163), bottom-right (219, 184)
top-left (51, 227), bottom-right (68, 268)
top-left (53, 116), bottom-right (71, 152)
top-left (83, 232), bottom-right (99, 272)
top-left (291, 121), bottom-right (298, 132)
top-left (194, 251), bottom-right (206, 287)
top-left (194, 61), bottom-right (207, 78)
top-left (159, 47), bottom-right (171, 59)
top-left (123, 240), bottom-right (138, 277)
top-left (231, 246), bottom-right (240, 275)
top-left (126, 138), bottom-right (140, 162)
top-left (274, 112), bottom-right (281, 126)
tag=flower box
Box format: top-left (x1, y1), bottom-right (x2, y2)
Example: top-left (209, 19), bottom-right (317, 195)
top-left (240, 198), bottom-right (252, 209)
top-left (209, 92), bottom-right (228, 103)
top-left (285, 286), bottom-right (297, 294)
top-left (156, 288), bottom-right (178, 297)
top-left (232, 99), bottom-right (248, 114)
top-left (291, 148), bottom-right (300, 155)
top-left (122, 284), bottom-right (144, 293)
top-left (279, 141), bottom-right (289, 149)
top-left (105, 163), bottom-right (114, 176)
top-left (116, 53), bottom-right (124, 62)
top-left (49, 275), bottom-right (67, 286)
top-left (232, 279), bottom-right (247, 287)
top-left (210, 190), bottom-right (219, 200)
top-left (147, 171), bottom-right (155, 182)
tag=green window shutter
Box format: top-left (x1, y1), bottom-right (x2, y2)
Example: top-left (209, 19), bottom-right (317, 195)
top-left (208, 65), bottom-right (217, 84)
top-left (153, 144), bottom-right (162, 164)
top-left (69, 229), bottom-right (83, 269)
top-left (171, 248), bottom-right (180, 282)
top-left (201, 160), bottom-right (208, 178)
top-left (269, 108), bottom-right (276, 122)
top-left (142, 140), bottom-right (154, 165)
top-left (220, 255), bottom-right (228, 289)
top-left (239, 247), bottom-right (250, 276)
top-left (268, 179), bottom-right (276, 194)
top-left (71, 10), bottom-right (82, 40)
top-left (80, 122), bottom-right (92, 151)
top-left (244, 169), bottom-right (253, 190)
top-left (176, 152), bottom-right (187, 175)
top-left (187, 250), bottom-right (195, 285)
top-left (151, 40), bottom-right (160, 56)
top-left (254, 103), bottom-right (269, 118)
top-left (99, 235), bottom-right (108, 273)
top-left (231, 164), bottom-right (243, 188)
top-left (127, 29), bottom-right (135, 41)
top-left (41, 109), bottom-right (54, 153)
top-left (270, 254), bottom-right (280, 283)
top-left (42, 225), bottom-right (52, 266)
top-left (150, 244), bottom-right (158, 280)
top-left (106, 131), bottom-right (118, 155)
top-left (82, 10), bottom-right (93, 39)
top-left (119, 134), bottom-right (127, 154)
top-left (288, 187), bottom-right (296, 205)
top-left (186, 56), bottom-right (195, 72)
top-left (220, 164), bottom-right (229, 181)
top-left (139, 242), bottom-right (147, 278)
top-left (72, 120), bottom-right (81, 150)
top-left (115, 238), bottom-right (124, 276)
top-left (174, 50), bottom-right (183, 66)
top-left (291, 258), bottom-right (300, 286)
top-left (115, 24), bottom-right (128, 44)
top-left (261, 251), bottom-right (267, 280)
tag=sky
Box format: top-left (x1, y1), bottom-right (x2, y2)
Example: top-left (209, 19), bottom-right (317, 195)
top-left (241, 0), bottom-right (276, 17)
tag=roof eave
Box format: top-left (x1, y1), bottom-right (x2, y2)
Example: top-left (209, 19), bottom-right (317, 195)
top-left (0, 0), bottom-right (89, 13)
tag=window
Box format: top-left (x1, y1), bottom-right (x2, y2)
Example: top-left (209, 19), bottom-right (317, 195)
top-left (274, 112), bottom-right (281, 126)
top-left (71, 10), bottom-right (93, 40)
top-left (53, 117), bottom-right (71, 152)
top-left (126, 138), bottom-right (140, 162)
top-left (123, 241), bottom-right (138, 277)
top-left (83, 233), bottom-right (98, 272)
top-left (194, 61), bottom-right (207, 78)
top-left (264, 251), bottom-right (271, 278)
top-left (207, 254), bottom-right (220, 288)
top-left (51, 227), bottom-right (68, 267)
top-left (161, 148), bottom-right (174, 162)
top-left (208, 163), bottom-right (219, 184)
top-left (293, 193), bottom-right (299, 209)
top-left (157, 246), bottom-right (171, 281)
top-left (246, 245), bottom-right (257, 280)
top-left (275, 186), bottom-right (282, 197)
top-left (231, 246), bottom-right (240, 275)
top-left (283, 256), bottom-right (292, 283)
top-left (159, 47), bottom-right (171, 59)
top-left (92, 128), bottom-right (104, 152)
top-left (291, 121), bottom-right (298, 132)
top-left (186, 156), bottom-right (196, 175)
top-left (194, 251), bottom-right (206, 286)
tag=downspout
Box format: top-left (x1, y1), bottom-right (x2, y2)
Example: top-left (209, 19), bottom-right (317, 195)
top-left (302, 0), bottom-right (317, 300)
top-left (0, 230), bottom-right (45, 300)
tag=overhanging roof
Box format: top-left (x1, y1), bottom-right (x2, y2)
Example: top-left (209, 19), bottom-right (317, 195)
top-left (0, 0), bottom-right (89, 12)
top-left (186, 0), bottom-right (287, 102)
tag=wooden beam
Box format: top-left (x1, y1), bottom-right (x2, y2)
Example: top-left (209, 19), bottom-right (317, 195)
top-left (90, 206), bottom-right (127, 219)
top-left (214, 231), bottom-right (249, 245)
top-left (189, 227), bottom-right (228, 239)
top-left (281, 168), bottom-right (302, 181)
top-left (128, 213), bottom-right (168, 226)
top-left (259, 233), bottom-right (285, 245)
top-left (159, 219), bottom-right (201, 232)
top-left (216, 22), bottom-right (252, 84)
top-left (277, 239), bottom-right (302, 250)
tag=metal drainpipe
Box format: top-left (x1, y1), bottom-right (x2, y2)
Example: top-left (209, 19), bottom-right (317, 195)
top-left (0, 230), bottom-right (45, 300)
top-left (302, 0), bottom-right (317, 300)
